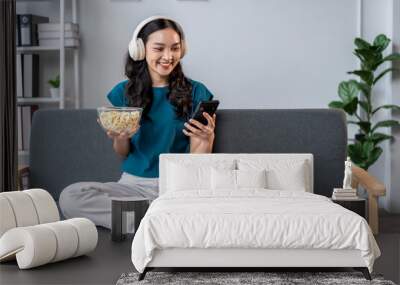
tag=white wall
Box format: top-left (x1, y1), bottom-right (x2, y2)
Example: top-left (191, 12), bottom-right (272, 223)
top-left (389, 0), bottom-right (400, 213)
top-left (361, 0), bottom-right (399, 213)
top-left (78, 0), bottom-right (358, 110)
top-left (17, 0), bottom-right (400, 212)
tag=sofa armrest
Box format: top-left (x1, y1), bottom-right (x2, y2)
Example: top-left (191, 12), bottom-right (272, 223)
top-left (351, 165), bottom-right (386, 197)
top-left (351, 165), bottom-right (385, 235)
top-left (18, 165), bottom-right (30, 190)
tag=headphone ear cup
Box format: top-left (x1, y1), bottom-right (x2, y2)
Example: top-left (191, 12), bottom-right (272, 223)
top-left (129, 38), bottom-right (145, 61)
top-left (181, 40), bottom-right (187, 59)
top-left (128, 39), bottom-right (136, 60)
top-left (136, 38), bottom-right (145, 61)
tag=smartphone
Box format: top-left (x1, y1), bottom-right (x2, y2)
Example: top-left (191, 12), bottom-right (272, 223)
top-left (190, 100), bottom-right (219, 125)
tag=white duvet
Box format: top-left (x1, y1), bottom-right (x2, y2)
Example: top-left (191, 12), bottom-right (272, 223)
top-left (131, 190), bottom-right (380, 273)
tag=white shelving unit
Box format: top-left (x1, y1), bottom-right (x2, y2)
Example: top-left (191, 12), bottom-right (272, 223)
top-left (17, 0), bottom-right (80, 163)
top-left (16, 0), bottom-right (80, 110)
top-left (16, 45), bottom-right (77, 53)
top-left (17, 97), bottom-right (61, 104)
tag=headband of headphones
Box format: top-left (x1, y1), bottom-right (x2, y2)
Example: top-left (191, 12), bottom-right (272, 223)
top-left (128, 15), bottom-right (187, 61)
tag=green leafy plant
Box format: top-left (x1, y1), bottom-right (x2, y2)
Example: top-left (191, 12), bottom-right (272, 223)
top-left (48, 75), bottom-right (60, 88)
top-left (328, 34), bottom-right (400, 170)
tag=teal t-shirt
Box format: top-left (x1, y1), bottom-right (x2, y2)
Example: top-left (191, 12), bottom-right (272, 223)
top-left (107, 79), bottom-right (214, 178)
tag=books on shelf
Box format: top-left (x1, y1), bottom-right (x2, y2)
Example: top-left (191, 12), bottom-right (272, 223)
top-left (18, 105), bottom-right (39, 151)
top-left (39, 38), bottom-right (80, 47)
top-left (16, 54), bottom-right (23, 98)
top-left (16, 54), bottom-right (40, 98)
top-left (332, 188), bottom-right (359, 200)
top-left (16, 15), bottom-right (20, 46)
top-left (17, 14), bottom-right (49, 46)
top-left (333, 188), bottom-right (356, 193)
top-left (17, 107), bottom-right (22, 151)
top-left (38, 23), bottom-right (79, 32)
top-left (23, 54), bottom-right (39, 98)
top-left (38, 31), bottom-right (79, 39)
top-left (332, 195), bottom-right (360, 200)
top-left (37, 22), bottom-right (80, 47)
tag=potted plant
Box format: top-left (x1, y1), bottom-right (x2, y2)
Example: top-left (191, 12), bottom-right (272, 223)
top-left (328, 34), bottom-right (400, 170)
top-left (48, 75), bottom-right (60, 98)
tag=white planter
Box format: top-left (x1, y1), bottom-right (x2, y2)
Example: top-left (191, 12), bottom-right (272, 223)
top-left (50, 88), bottom-right (59, 98)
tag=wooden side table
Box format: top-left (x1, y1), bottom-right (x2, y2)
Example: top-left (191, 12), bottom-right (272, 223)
top-left (111, 197), bottom-right (150, 242)
top-left (331, 198), bottom-right (367, 219)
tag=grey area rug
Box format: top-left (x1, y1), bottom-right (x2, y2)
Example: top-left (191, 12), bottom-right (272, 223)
top-left (116, 271), bottom-right (396, 285)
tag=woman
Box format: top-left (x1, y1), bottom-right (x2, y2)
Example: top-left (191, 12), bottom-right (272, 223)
top-left (59, 16), bottom-right (216, 230)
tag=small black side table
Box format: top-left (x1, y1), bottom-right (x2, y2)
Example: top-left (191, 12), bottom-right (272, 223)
top-left (332, 198), bottom-right (367, 219)
top-left (111, 197), bottom-right (150, 242)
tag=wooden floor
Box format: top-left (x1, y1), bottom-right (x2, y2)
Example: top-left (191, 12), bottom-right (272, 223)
top-left (1, 213), bottom-right (399, 285)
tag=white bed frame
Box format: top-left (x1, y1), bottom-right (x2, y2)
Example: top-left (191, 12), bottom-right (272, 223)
top-left (148, 248), bottom-right (365, 268)
top-left (141, 248), bottom-right (371, 280)
top-left (139, 248), bottom-right (371, 281)
top-left (138, 154), bottom-right (372, 281)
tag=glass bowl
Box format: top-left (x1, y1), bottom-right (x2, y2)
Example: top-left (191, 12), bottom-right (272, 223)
top-left (97, 107), bottom-right (142, 134)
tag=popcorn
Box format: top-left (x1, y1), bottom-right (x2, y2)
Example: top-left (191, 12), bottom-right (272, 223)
top-left (98, 108), bottom-right (141, 133)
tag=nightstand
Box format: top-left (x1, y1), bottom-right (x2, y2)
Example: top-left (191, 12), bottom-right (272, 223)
top-left (331, 198), bottom-right (367, 219)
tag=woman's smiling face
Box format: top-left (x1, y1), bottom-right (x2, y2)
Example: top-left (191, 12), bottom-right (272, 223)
top-left (145, 28), bottom-right (182, 86)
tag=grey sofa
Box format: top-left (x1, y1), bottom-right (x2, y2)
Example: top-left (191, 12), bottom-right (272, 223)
top-left (26, 108), bottom-right (346, 200)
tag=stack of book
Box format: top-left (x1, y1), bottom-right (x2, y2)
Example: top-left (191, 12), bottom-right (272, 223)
top-left (16, 52), bottom-right (40, 151)
top-left (17, 14), bottom-right (49, 46)
top-left (332, 188), bottom-right (358, 200)
top-left (38, 23), bottom-right (80, 47)
top-left (17, 105), bottom-right (39, 152)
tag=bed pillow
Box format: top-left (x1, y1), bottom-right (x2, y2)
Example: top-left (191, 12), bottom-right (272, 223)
top-left (211, 168), bottom-right (267, 191)
top-left (237, 159), bottom-right (310, 192)
top-left (166, 160), bottom-right (235, 192)
top-left (236, 169), bottom-right (267, 189)
top-left (211, 168), bottom-right (236, 190)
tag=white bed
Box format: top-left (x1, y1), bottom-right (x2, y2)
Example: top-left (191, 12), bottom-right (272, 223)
top-left (131, 154), bottom-right (380, 280)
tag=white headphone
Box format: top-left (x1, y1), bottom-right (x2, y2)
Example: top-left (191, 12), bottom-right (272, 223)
top-left (128, 15), bottom-right (187, 61)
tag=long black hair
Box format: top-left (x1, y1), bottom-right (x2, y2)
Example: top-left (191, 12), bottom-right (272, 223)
top-left (124, 19), bottom-right (193, 120)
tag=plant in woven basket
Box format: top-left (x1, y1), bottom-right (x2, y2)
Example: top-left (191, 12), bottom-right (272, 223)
top-left (328, 34), bottom-right (400, 170)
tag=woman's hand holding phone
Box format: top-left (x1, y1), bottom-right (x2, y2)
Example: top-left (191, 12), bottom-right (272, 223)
top-left (183, 112), bottom-right (216, 138)
top-left (183, 112), bottom-right (216, 153)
